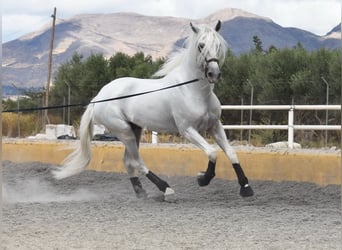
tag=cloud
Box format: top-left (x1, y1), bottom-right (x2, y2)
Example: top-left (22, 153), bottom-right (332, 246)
top-left (3, 14), bottom-right (52, 42)
top-left (274, 1), bottom-right (340, 35)
top-left (227, 0), bottom-right (340, 35)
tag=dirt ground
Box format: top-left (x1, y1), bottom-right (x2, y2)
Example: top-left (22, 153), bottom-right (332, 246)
top-left (2, 161), bottom-right (341, 250)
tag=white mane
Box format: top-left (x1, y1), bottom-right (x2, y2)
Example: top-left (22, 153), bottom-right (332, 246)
top-left (153, 49), bottom-right (186, 78)
top-left (153, 23), bottom-right (228, 78)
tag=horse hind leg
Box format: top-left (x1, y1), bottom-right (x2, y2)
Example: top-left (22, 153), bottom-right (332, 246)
top-left (124, 149), bottom-right (148, 199)
top-left (131, 123), bottom-right (175, 201)
top-left (128, 123), bottom-right (148, 198)
top-left (119, 123), bottom-right (147, 198)
top-left (124, 162), bottom-right (176, 201)
top-left (146, 171), bottom-right (175, 202)
top-left (124, 123), bottom-right (175, 201)
top-left (130, 176), bottom-right (147, 198)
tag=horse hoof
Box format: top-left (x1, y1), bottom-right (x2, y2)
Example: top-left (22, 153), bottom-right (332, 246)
top-left (197, 171), bottom-right (213, 186)
top-left (164, 187), bottom-right (176, 202)
top-left (240, 185), bottom-right (254, 197)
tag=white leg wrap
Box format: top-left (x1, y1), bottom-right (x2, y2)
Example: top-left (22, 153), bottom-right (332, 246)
top-left (164, 187), bottom-right (176, 202)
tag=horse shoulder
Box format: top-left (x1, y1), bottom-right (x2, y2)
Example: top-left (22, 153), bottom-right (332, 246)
top-left (208, 93), bottom-right (222, 117)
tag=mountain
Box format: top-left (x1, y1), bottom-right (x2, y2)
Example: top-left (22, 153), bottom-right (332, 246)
top-left (323, 24), bottom-right (341, 48)
top-left (2, 8), bottom-right (340, 92)
top-left (325, 24), bottom-right (341, 38)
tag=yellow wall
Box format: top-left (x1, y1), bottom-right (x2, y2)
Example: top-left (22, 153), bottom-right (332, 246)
top-left (3, 140), bottom-right (341, 185)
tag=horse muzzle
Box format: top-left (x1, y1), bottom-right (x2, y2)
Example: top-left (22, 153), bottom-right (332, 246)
top-left (205, 58), bottom-right (221, 83)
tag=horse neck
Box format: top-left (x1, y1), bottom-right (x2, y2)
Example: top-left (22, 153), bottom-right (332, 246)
top-left (160, 48), bottom-right (213, 100)
top-left (174, 63), bottom-right (213, 101)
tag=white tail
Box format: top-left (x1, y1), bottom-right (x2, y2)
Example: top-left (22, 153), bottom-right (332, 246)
top-left (53, 105), bottom-right (94, 179)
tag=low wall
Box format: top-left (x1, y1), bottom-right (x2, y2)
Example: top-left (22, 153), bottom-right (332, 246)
top-left (2, 139), bottom-right (341, 185)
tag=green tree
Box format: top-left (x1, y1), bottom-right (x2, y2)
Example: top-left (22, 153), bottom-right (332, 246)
top-left (79, 53), bottom-right (111, 101)
top-left (50, 52), bottom-right (86, 121)
top-left (252, 35), bottom-right (263, 53)
top-left (50, 51), bottom-right (164, 124)
top-left (108, 52), bottom-right (133, 79)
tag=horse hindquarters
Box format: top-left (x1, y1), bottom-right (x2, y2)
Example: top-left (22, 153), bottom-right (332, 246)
top-left (53, 105), bottom-right (94, 179)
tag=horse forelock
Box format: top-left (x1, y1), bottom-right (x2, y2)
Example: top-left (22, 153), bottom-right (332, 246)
top-left (153, 23), bottom-right (228, 78)
top-left (192, 26), bottom-right (228, 65)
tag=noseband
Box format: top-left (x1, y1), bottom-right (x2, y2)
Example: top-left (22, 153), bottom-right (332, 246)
top-left (197, 43), bottom-right (221, 81)
top-left (204, 57), bottom-right (220, 79)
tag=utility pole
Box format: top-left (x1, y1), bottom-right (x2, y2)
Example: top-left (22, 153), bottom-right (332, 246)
top-left (43, 7), bottom-right (57, 128)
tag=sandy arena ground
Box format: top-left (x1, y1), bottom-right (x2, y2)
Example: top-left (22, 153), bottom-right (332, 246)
top-left (2, 160), bottom-right (341, 250)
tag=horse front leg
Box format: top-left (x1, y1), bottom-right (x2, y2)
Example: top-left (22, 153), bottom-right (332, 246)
top-left (209, 121), bottom-right (254, 197)
top-left (182, 127), bottom-right (217, 187)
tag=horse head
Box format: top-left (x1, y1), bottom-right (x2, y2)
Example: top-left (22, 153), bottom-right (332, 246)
top-left (190, 20), bottom-right (227, 83)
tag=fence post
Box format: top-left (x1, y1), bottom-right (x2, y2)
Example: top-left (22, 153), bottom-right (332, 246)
top-left (152, 131), bottom-right (158, 144)
top-left (288, 107), bottom-right (294, 149)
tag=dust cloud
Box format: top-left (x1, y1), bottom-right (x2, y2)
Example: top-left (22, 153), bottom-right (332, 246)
top-left (2, 161), bottom-right (100, 203)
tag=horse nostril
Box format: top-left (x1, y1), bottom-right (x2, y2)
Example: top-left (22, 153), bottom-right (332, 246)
top-left (217, 72), bottom-right (221, 79)
top-left (207, 72), bottom-right (213, 78)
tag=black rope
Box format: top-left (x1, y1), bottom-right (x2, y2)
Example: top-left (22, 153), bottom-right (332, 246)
top-left (2, 78), bottom-right (199, 113)
top-left (89, 78), bottom-right (199, 104)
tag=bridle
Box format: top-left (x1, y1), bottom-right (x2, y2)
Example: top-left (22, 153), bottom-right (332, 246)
top-left (204, 57), bottom-right (220, 79)
top-left (197, 44), bottom-right (221, 81)
top-left (190, 20), bottom-right (224, 82)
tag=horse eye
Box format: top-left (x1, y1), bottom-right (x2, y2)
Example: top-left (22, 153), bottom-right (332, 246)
top-left (198, 43), bottom-right (205, 51)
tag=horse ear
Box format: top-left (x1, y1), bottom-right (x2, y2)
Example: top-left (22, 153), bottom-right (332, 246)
top-left (215, 20), bottom-right (221, 32)
top-left (190, 22), bottom-right (199, 34)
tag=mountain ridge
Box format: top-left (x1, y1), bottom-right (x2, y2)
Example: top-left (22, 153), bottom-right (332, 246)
top-left (2, 8), bottom-right (340, 92)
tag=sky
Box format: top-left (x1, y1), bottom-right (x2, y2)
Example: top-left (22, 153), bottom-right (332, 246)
top-left (2, 0), bottom-right (341, 43)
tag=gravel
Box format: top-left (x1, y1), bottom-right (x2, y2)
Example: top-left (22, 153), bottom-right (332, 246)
top-left (2, 161), bottom-right (341, 250)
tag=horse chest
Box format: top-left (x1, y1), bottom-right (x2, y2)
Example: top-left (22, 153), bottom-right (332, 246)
top-left (188, 105), bottom-right (220, 131)
top-left (176, 92), bottom-right (220, 131)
